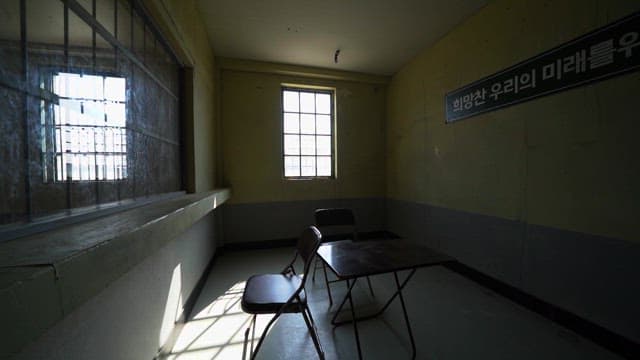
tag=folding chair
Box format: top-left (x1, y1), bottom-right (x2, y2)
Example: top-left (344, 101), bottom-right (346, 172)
top-left (241, 226), bottom-right (325, 360)
top-left (313, 208), bottom-right (375, 306)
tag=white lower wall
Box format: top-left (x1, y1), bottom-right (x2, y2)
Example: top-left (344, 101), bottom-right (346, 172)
top-left (11, 211), bottom-right (218, 360)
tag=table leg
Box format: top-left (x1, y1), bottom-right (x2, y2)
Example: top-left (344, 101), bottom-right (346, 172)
top-left (331, 277), bottom-right (358, 325)
top-left (329, 278), bottom-right (363, 359)
top-left (346, 279), bottom-right (363, 360)
top-left (393, 271), bottom-right (417, 359)
top-left (322, 261), bottom-right (334, 306)
top-left (332, 269), bottom-right (417, 325)
top-left (330, 270), bottom-right (419, 359)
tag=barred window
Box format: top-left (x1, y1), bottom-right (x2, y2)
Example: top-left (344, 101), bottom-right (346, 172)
top-left (0, 0), bottom-right (182, 230)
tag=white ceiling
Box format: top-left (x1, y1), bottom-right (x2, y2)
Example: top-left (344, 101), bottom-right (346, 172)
top-left (197, 0), bottom-right (487, 76)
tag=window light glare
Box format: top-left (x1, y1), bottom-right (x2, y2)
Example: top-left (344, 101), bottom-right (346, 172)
top-left (52, 72), bottom-right (127, 182)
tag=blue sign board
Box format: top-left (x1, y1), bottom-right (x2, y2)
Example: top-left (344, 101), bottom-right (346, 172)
top-left (445, 11), bottom-right (640, 123)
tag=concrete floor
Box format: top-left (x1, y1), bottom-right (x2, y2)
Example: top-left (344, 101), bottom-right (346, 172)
top-left (160, 247), bottom-right (622, 360)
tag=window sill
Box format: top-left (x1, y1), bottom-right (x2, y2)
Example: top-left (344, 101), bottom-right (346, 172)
top-left (0, 188), bottom-right (230, 356)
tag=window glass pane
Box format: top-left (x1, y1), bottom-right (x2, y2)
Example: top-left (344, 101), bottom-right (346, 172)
top-left (301, 156), bottom-right (316, 176)
top-left (317, 136), bottom-right (331, 155)
top-left (317, 156), bottom-right (331, 176)
top-left (105, 155), bottom-right (115, 180)
top-left (54, 73), bottom-right (76, 98)
top-left (105, 128), bottom-right (115, 152)
top-left (284, 134), bottom-right (300, 155)
top-left (95, 128), bottom-right (105, 152)
top-left (300, 114), bottom-right (315, 134)
top-left (300, 135), bottom-right (315, 155)
top-left (284, 156), bottom-right (300, 177)
top-left (96, 154), bottom-right (105, 180)
top-left (105, 77), bottom-right (126, 102)
top-left (300, 92), bottom-right (315, 113)
top-left (77, 75), bottom-right (104, 100)
top-left (67, 75), bottom-right (84, 99)
top-left (316, 93), bottom-right (331, 114)
top-left (106, 103), bottom-right (126, 127)
top-left (283, 113), bottom-right (299, 133)
top-left (59, 99), bottom-right (82, 125)
top-left (283, 91), bottom-right (299, 112)
top-left (316, 115), bottom-right (331, 135)
top-left (83, 101), bottom-right (105, 126)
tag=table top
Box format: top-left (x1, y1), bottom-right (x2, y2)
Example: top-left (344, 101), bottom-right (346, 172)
top-left (317, 238), bottom-right (455, 279)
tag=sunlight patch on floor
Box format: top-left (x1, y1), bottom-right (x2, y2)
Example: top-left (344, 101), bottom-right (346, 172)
top-left (161, 281), bottom-right (274, 360)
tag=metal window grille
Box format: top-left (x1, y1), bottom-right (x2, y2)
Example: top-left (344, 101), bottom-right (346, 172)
top-left (0, 0), bottom-right (183, 228)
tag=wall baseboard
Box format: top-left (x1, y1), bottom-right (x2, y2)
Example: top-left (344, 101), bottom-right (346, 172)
top-left (182, 250), bottom-right (220, 321)
top-left (221, 230), bottom-right (399, 252)
top-left (156, 249), bottom-right (221, 359)
top-left (444, 261), bottom-right (640, 359)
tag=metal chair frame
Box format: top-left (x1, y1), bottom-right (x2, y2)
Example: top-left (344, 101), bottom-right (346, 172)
top-left (312, 208), bottom-right (375, 306)
top-left (242, 226), bottom-right (325, 360)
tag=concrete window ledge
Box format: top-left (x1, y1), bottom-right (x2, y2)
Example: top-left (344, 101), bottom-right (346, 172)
top-left (0, 189), bottom-right (230, 356)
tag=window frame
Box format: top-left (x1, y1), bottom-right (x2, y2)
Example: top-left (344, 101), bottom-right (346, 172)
top-left (281, 85), bottom-right (336, 180)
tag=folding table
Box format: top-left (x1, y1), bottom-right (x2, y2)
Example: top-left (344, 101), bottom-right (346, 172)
top-left (317, 239), bottom-right (454, 359)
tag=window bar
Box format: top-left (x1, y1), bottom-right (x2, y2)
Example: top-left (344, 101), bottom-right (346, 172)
top-left (314, 93), bottom-right (318, 177)
top-left (142, 22), bottom-right (146, 65)
top-left (130, 0), bottom-right (137, 197)
top-left (114, 0), bottom-right (118, 71)
top-left (92, 0), bottom-right (96, 72)
top-left (63, 0), bottom-right (73, 210)
top-left (65, 0), bottom-right (178, 100)
top-left (114, 0), bottom-right (122, 200)
top-left (93, 107), bottom-right (99, 182)
top-left (130, 0), bottom-right (134, 54)
top-left (57, 121), bottom-right (64, 182)
top-left (112, 128), bottom-right (117, 180)
top-left (20, 0), bottom-right (33, 221)
top-left (299, 91), bottom-right (302, 177)
top-left (64, 0), bottom-right (69, 72)
top-left (331, 94), bottom-right (334, 177)
top-left (46, 77), bottom-right (57, 183)
top-left (92, 1), bottom-right (101, 202)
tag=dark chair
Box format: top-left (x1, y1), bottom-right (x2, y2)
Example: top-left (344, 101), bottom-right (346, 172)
top-left (313, 208), bottom-right (375, 306)
top-left (241, 226), bottom-right (325, 360)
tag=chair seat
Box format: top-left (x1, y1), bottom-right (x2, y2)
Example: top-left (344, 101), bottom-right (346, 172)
top-left (242, 274), bottom-right (307, 314)
top-left (321, 236), bottom-right (354, 244)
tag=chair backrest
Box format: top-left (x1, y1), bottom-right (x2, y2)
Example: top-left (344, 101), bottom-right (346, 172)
top-left (297, 226), bottom-right (322, 276)
top-left (314, 208), bottom-right (357, 241)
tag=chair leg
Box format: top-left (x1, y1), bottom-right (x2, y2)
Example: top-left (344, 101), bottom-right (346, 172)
top-left (242, 326), bottom-right (249, 360)
top-left (301, 305), bottom-right (325, 360)
top-left (250, 312), bottom-right (282, 360)
top-left (312, 257), bottom-right (319, 282)
top-left (243, 314), bottom-right (257, 360)
top-left (366, 276), bottom-right (375, 297)
top-left (322, 261), bottom-right (334, 306)
top-left (250, 314), bottom-right (257, 357)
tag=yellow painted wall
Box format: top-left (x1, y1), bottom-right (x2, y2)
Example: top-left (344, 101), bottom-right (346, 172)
top-left (387, 0), bottom-right (640, 241)
top-left (220, 61), bottom-right (387, 204)
top-left (144, 0), bottom-right (217, 192)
